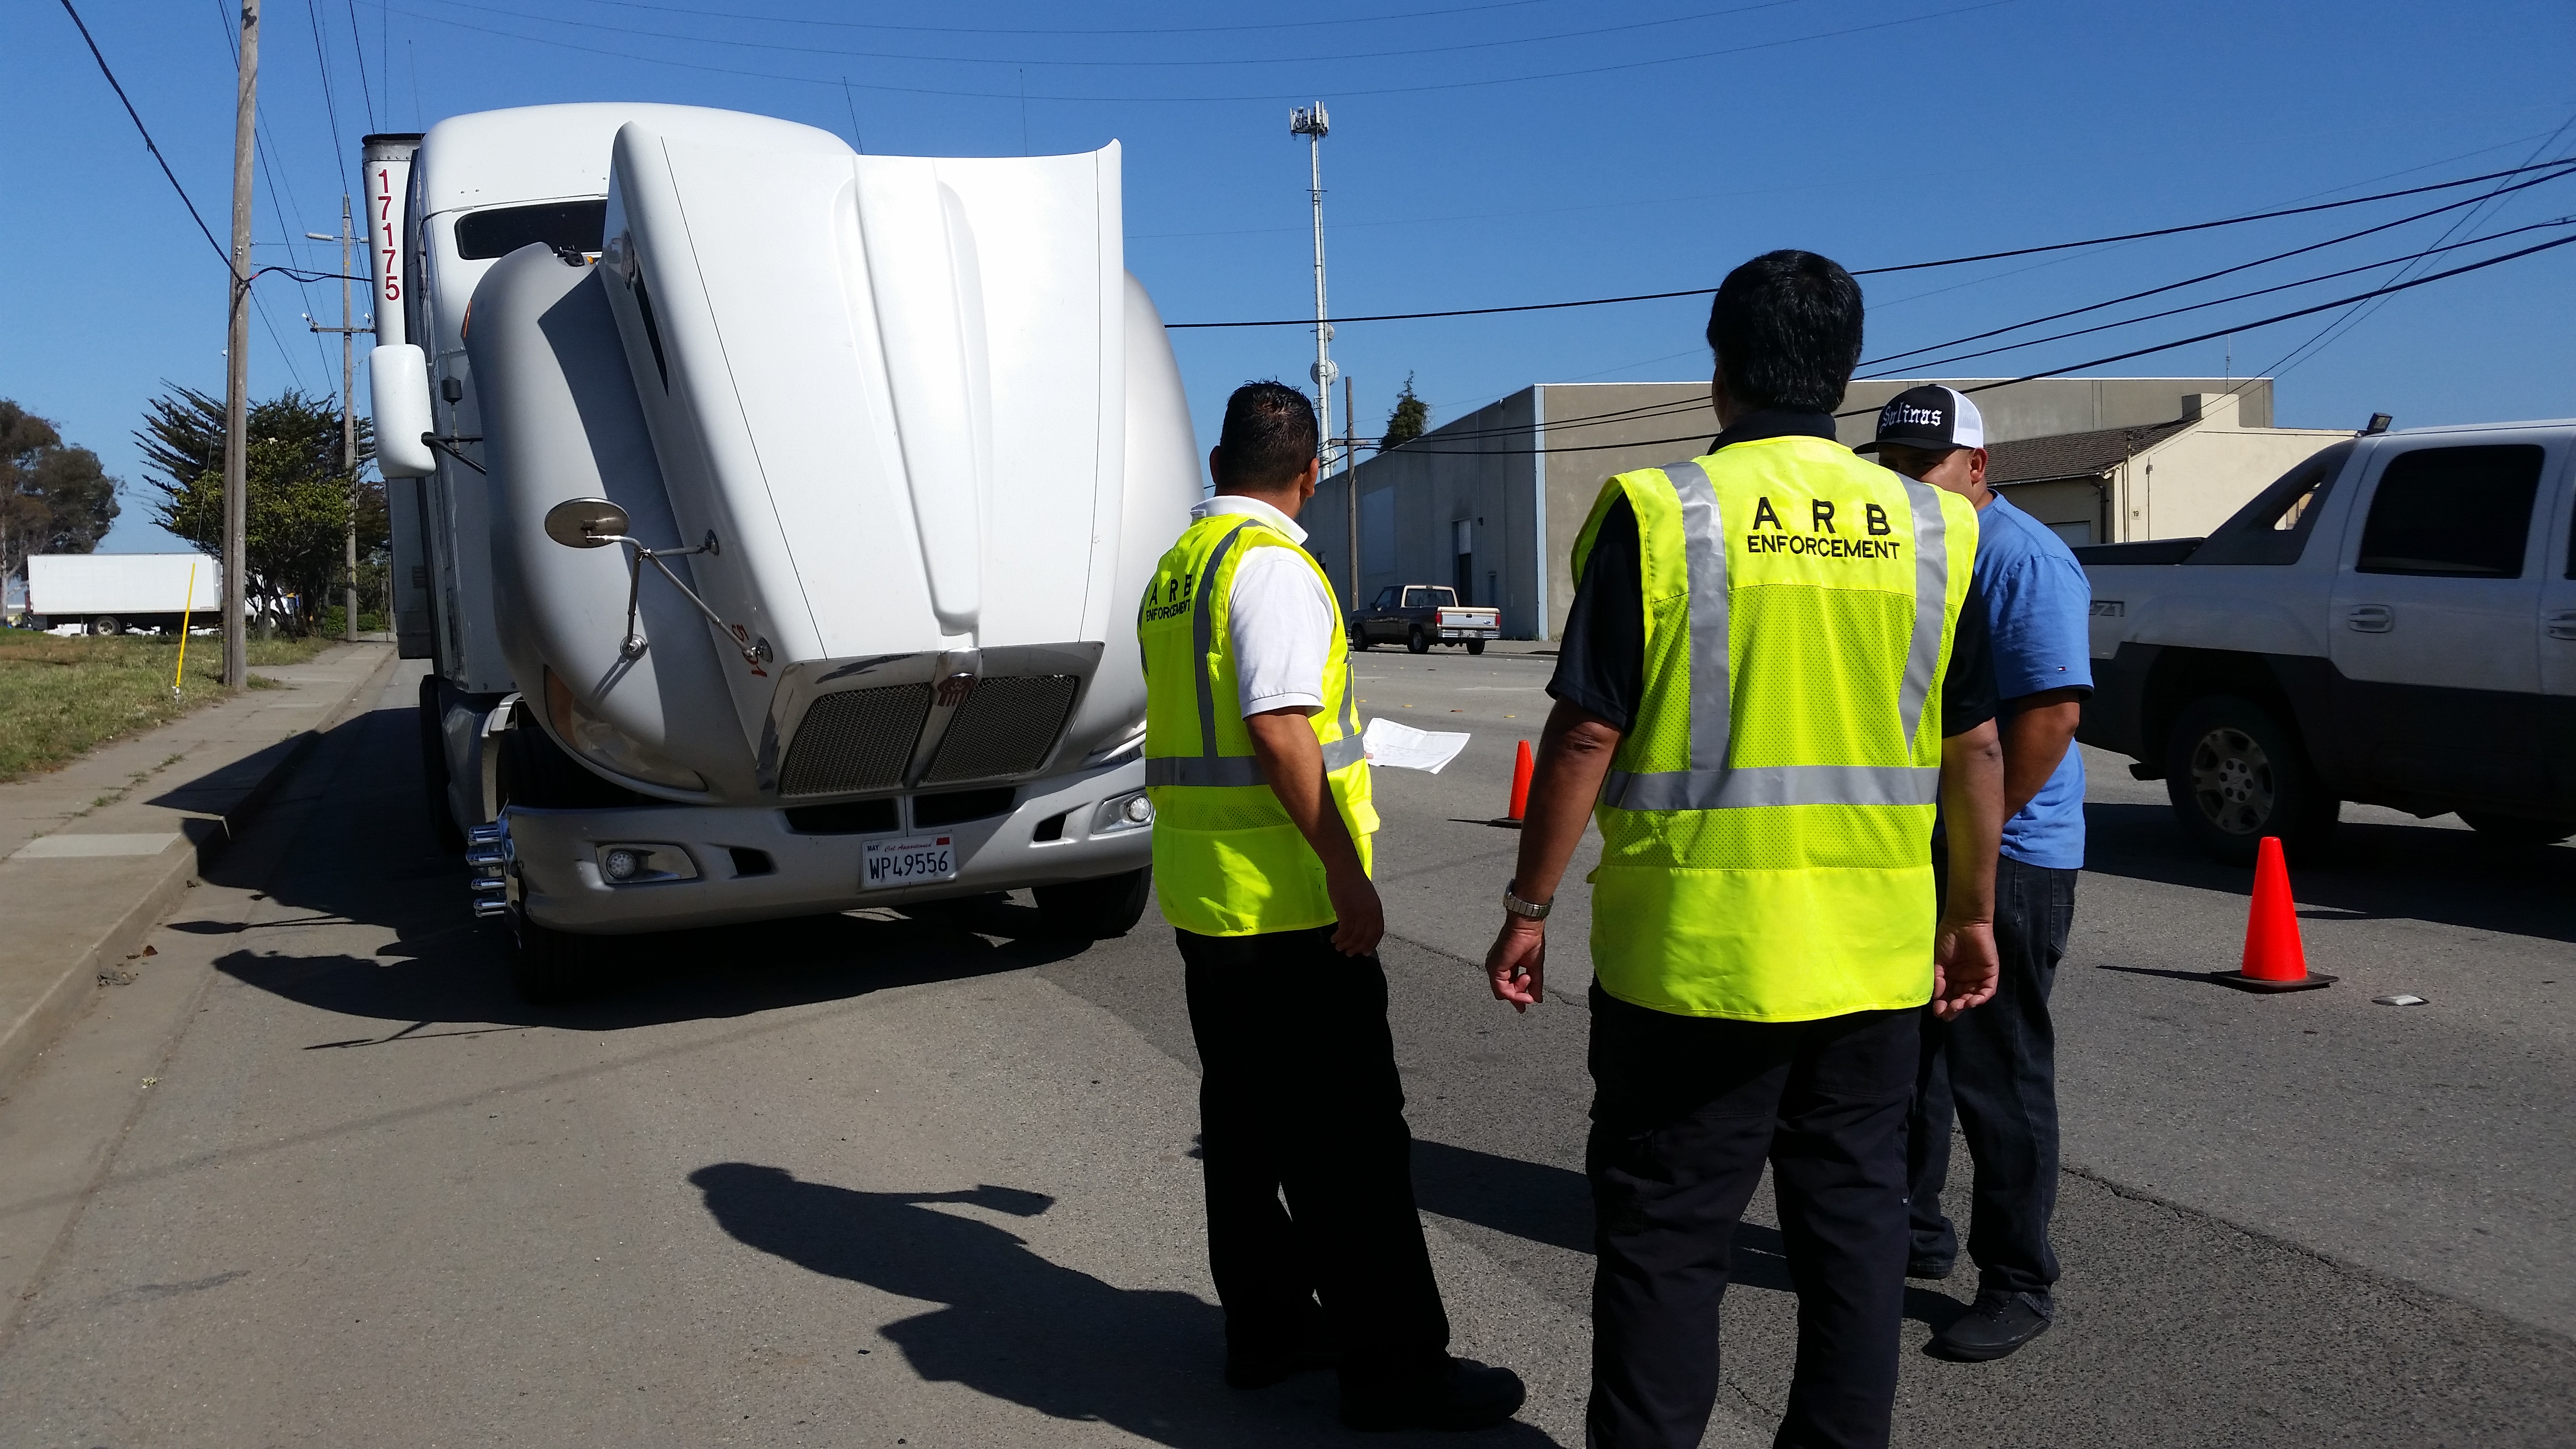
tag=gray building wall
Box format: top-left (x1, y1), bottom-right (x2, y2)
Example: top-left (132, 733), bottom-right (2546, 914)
top-left (1322, 376), bottom-right (2274, 639)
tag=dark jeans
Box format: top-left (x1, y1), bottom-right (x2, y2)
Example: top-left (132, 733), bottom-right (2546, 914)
top-left (1587, 986), bottom-right (1918, 1449)
top-left (1178, 926), bottom-right (1450, 1390)
top-left (1907, 856), bottom-right (2076, 1304)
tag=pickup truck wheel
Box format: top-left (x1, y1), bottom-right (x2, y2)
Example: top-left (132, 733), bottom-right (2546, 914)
top-left (2164, 694), bottom-right (2338, 867)
top-left (2458, 811), bottom-right (2576, 846)
top-left (1465, 639), bottom-right (1486, 656)
top-left (1035, 867), bottom-right (1151, 938)
top-left (508, 912), bottom-right (605, 1004)
top-left (1407, 626), bottom-right (1430, 655)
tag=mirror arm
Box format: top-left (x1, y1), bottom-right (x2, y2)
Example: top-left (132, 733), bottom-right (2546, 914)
top-left (424, 433), bottom-right (486, 475)
top-left (600, 535), bottom-right (765, 668)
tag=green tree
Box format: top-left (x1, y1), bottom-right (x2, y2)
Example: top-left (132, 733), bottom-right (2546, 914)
top-left (134, 385), bottom-right (382, 633)
top-left (1381, 373), bottom-right (1431, 451)
top-left (1, 401), bottom-right (121, 588)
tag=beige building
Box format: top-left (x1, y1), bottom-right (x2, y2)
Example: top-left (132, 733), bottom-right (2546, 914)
top-left (1308, 375), bottom-right (2351, 639)
top-left (1983, 390), bottom-right (2351, 548)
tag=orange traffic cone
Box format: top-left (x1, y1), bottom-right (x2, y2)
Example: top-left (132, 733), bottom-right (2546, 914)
top-left (1497, 739), bottom-right (1534, 829)
top-left (2211, 836), bottom-right (2336, 993)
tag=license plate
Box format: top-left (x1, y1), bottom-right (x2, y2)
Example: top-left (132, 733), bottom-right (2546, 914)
top-left (862, 834), bottom-right (959, 889)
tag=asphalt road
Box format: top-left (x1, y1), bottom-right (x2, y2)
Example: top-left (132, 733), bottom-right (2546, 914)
top-left (0, 652), bottom-right (2568, 1447)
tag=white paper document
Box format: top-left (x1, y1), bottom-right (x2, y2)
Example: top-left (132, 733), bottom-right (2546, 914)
top-left (1361, 716), bottom-right (1471, 774)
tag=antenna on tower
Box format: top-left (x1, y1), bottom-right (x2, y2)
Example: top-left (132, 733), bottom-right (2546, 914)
top-left (1290, 103), bottom-right (1336, 476)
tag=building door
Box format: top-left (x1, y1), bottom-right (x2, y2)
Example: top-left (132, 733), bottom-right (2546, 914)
top-left (2328, 439), bottom-right (2551, 805)
top-left (1452, 519), bottom-right (1474, 604)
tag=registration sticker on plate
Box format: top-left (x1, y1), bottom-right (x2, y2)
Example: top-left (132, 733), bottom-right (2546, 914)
top-left (862, 834), bottom-right (959, 889)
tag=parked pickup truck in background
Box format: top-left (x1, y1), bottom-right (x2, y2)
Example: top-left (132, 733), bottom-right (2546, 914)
top-left (2077, 418), bottom-right (2576, 864)
top-left (1352, 585), bottom-right (1501, 654)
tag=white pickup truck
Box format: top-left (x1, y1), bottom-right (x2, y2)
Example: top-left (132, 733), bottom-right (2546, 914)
top-left (2077, 418), bottom-right (2576, 864)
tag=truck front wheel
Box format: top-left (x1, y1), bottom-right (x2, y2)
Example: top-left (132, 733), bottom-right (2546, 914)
top-left (2164, 694), bottom-right (2338, 867)
top-left (1035, 867), bottom-right (1151, 939)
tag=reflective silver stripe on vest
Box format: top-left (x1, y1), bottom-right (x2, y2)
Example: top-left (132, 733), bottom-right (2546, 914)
top-left (1665, 459), bottom-right (1733, 773)
top-left (1896, 473), bottom-right (1950, 745)
top-left (1147, 734), bottom-right (1364, 788)
top-left (1600, 762), bottom-right (1941, 811)
top-left (1153, 518), bottom-right (1366, 789)
top-left (1608, 456), bottom-right (1953, 812)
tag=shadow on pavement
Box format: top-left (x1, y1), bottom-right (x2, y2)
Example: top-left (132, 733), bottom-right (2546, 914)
top-left (192, 698), bottom-right (1106, 1035)
top-left (1411, 1140), bottom-right (1968, 1331)
top-left (688, 1163), bottom-right (1562, 1448)
top-left (2080, 802), bottom-right (2576, 944)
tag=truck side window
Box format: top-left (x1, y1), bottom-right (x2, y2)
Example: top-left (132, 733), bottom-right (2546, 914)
top-left (2188, 441), bottom-right (2352, 566)
top-left (1372, 587), bottom-right (1398, 609)
top-left (2355, 444), bottom-right (2544, 579)
top-left (454, 200), bottom-right (610, 260)
top-left (1403, 588), bottom-right (1428, 608)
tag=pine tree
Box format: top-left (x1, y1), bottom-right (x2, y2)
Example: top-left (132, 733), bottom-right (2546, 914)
top-left (1381, 374), bottom-right (1430, 451)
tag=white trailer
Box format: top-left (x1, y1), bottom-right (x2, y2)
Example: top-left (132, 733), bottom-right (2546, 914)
top-left (366, 104), bottom-right (1195, 999)
top-left (24, 553), bottom-right (221, 635)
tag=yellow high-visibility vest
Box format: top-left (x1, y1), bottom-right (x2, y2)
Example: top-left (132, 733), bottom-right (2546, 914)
top-left (1574, 435), bottom-right (1980, 1020)
top-left (1140, 512), bottom-right (1377, 936)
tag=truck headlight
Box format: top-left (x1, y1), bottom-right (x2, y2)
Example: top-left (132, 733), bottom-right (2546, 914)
top-left (545, 671), bottom-right (707, 792)
top-left (1093, 790), bottom-right (1153, 834)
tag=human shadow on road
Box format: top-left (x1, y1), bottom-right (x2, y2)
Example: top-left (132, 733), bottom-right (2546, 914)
top-left (2080, 801), bottom-right (2575, 944)
top-left (687, 1163), bottom-right (1563, 1448)
top-left (1410, 1140), bottom-right (1968, 1331)
top-left (196, 698), bottom-right (1103, 1036)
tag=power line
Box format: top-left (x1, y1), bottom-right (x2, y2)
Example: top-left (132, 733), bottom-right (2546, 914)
top-left (343, 0), bottom-right (377, 129)
top-left (54, 0), bottom-right (229, 266)
top-left (362, 0), bottom-right (2019, 105)
top-left (1167, 158), bottom-right (2576, 328)
top-left (1864, 217), bottom-right (2576, 378)
top-left (547, 0), bottom-right (1554, 37)
top-left (1384, 234), bottom-right (2576, 456)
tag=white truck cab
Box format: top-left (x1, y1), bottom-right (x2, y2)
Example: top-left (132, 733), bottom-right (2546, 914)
top-left (367, 105), bottom-right (1198, 998)
top-left (2078, 418), bottom-right (2576, 862)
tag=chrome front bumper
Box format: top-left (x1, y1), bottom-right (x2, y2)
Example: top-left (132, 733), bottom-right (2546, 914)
top-left (497, 757), bottom-right (1152, 934)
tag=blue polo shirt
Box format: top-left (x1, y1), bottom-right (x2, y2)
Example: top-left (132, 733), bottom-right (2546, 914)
top-left (1974, 494), bottom-right (2093, 869)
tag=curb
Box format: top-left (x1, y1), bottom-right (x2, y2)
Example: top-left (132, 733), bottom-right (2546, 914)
top-left (0, 646), bottom-right (402, 1097)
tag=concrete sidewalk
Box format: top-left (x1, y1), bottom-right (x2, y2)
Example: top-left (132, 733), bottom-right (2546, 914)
top-left (0, 641), bottom-right (399, 1094)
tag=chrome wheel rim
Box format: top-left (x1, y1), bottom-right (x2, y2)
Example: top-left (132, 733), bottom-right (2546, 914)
top-left (2189, 726), bottom-right (2274, 836)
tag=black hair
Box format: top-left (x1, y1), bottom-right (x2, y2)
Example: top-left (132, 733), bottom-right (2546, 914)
top-left (1703, 250), bottom-right (1865, 413)
top-left (1211, 381), bottom-right (1318, 491)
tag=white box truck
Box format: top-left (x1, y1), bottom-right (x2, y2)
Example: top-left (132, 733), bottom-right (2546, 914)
top-left (364, 105), bottom-right (1197, 998)
top-left (24, 553), bottom-right (221, 635)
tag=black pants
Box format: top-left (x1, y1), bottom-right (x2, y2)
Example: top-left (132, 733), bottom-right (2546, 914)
top-left (1907, 857), bottom-right (2076, 1304)
top-left (1178, 926), bottom-right (1450, 1390)
top-left (1587, 986), bottom-right (1918, 1449)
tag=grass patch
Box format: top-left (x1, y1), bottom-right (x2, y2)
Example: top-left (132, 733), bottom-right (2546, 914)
top-left (0, 633), bottom-right (339, 782)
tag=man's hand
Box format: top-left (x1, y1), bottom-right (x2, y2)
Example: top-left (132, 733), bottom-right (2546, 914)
top-left (1485, 916), bottom-right (1546, 1012)
top-left (1326, 864), bottom-right (1385, 957)
top-left (1931, 914), bottom-right (1998, 1019)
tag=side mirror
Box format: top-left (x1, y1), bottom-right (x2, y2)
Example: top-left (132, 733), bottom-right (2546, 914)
top-left (543, 497), bottom-right (631, 548)
top-left (370, 344), bottom-right (438, 478)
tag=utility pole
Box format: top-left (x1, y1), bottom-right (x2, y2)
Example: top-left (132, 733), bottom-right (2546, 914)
top-left (1289, 104), bottom-right (1334, 476)
top-left (222, 0), bottom-right (259, 688)
top-left (1343, 373), bottom-right (1358, 611)
top-left (309, 195), bottom-right (360, 642)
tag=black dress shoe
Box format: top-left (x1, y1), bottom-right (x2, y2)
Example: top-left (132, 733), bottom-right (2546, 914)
top-left (1907, 1256), bottom-right (1954, 1281)
top-left (1930, 1290), bottom-right (2053, 1361)
top-left (1225, 1340), bottom-right (1338, 1390)
top-left (1340, 1357), bottom-right (1527, 1432)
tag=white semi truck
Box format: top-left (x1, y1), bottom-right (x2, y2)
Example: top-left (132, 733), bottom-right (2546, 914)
top-left (23, 553), bottom-right (221, 635)
top-left (364, 105), bottom-right (1196, 998)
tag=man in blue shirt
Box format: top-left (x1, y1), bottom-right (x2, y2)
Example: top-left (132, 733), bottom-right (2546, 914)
top-left (1870, 386), bottom-right (2092, 1363)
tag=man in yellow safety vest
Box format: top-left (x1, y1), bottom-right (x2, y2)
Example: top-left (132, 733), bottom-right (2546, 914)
top-left (1482, 253), bottom-right (2007, 1449)
top-left (1140, 381), bottom-right (1524, 1433)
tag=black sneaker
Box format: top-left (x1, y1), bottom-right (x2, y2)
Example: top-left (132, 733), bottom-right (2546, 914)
top-left (1930, 1290), bottom-right (2053, 1362)
top-left (1224, 1339), bottom-right (1338, 1390)
top-left (1340, 1357), bottom-right (1527, 1432)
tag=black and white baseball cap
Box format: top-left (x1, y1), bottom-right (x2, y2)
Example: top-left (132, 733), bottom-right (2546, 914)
top-left (1860, 384), bottom-right (1984, 454)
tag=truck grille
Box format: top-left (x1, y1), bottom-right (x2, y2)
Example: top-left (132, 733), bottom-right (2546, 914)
top-left (924, 675), bottom-right (1079, 784)
top-left (779, 684), bottom-right (932, 798)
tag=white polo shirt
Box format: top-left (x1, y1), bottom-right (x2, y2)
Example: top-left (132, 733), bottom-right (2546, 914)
top-left (1192, 495), bottom-right (1338, 717)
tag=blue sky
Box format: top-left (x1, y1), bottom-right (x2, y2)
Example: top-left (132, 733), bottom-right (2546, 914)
top-left (8, 0), bottom-right (2574, 553)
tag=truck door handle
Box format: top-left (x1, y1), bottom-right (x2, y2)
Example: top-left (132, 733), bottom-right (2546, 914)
top-left (2549, 609), bottom-right (2576, 642)
top-left (2346, 604), bottom-right (2394, 633)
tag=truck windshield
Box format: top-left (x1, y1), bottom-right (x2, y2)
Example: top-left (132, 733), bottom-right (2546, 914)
top-left (453, 200), bottom-right (608, 260)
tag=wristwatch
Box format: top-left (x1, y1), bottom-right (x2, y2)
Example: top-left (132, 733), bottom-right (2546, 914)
top-left (1502, 880), bottom-right (1552, 921)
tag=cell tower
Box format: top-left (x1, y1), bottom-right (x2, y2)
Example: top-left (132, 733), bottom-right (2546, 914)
top-left (1290, 103), bottom-right (1335, 474)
